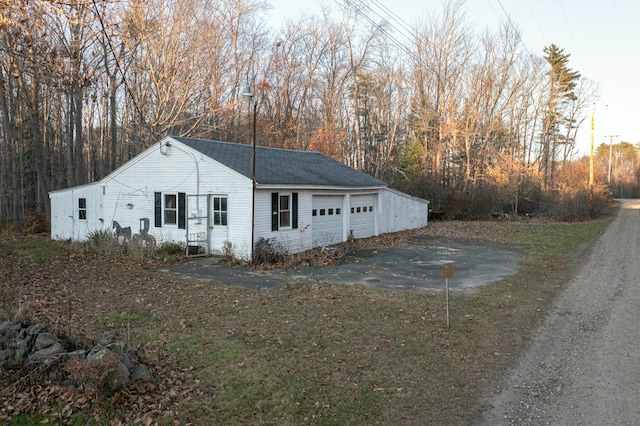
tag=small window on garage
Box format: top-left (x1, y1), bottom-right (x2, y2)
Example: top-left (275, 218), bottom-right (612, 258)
top-left (357, 207), bottom-right (361, 213)
top-left (351, 207), bottom-right (354, 213)
top-left (328, 208), bottom-right (334, 215)
top-left (363, 206), bottom-right (368, 212)
top-left (320, 209), bottom-right (326, 216)
top-left (312, 209), bottom-right (317, 216)
top-left (369, 206), bottom-right (373, 211)
top-left (336, 208), bottom-right (341, 215)
top-left (271, 192), bottom-right (298, 231)
top-left (78, 198), bottom-right (87, 220)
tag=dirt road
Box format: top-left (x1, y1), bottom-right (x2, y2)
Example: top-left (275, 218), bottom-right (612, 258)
top-left (479, 199), bottom-right (640, 424)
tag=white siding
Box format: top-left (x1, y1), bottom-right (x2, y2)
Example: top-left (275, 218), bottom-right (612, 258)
top-left (51, 138), bottom-right (253, 259)
top-left (378, 188), bottom-right (429, 234)
top-left (50, 183), bottom-right (104, 241)
top-left (101, 140), bottom-right (253, 258)
top-left (254, 189), bottom-right (314, 254)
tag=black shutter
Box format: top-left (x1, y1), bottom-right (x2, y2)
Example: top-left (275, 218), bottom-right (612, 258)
top-left (292, 192), bottom-right (298, 229)
top-left (178, 192), bottom-right (186, 229)
top-left (271, 192), bottom-right (278, 231)
top-left (154, 192), bottom-right (162, 227)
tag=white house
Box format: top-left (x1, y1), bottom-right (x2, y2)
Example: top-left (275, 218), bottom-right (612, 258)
top-left (49, 136), bottom-right (429, 259)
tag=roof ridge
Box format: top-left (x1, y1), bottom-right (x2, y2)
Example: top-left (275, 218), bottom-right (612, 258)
top-left (170, 135), bottom-right (386, 188)
top-left (170, 135), bottom-right (321, 155)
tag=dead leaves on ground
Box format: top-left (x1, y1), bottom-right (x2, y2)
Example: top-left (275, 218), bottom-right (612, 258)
top-left (0, 221), bottom-right (515, 422)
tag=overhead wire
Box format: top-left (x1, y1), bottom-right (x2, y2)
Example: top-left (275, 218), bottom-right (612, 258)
top-left (524, 0), bottom-right (548, 49)
top-left (339, 0), bottom-right (480, 83)
top-left (91, 0), bottom-right (154, 137)
top-left (558, 0), bottom-right (584, 71)
top-left (368, 0), bottom-right (415, 41)
top-left (340, 0), bottom-right (416, 62)
top-left (496, 0), bottom-right (533, 58)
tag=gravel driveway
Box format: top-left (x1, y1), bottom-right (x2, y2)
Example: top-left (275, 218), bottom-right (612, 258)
top-left (478, 199), bottom-right (640, 424)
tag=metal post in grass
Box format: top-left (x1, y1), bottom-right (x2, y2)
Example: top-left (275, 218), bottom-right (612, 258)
top-left (441, 266), bottom-right (454, 328)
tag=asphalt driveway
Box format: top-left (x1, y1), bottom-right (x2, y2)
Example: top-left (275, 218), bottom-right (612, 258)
top-left (163, 235), bottom-right (522, 292)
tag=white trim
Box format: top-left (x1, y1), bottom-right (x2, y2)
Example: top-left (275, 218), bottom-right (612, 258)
top-left (257, 184), bottom-right (386, 191)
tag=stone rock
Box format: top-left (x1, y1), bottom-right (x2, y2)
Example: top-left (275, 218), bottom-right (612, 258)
top-left (0, 320), bottom-right (15, 333)
top-left (0, 320), bottom-right (154, 393)
top-left (105, 361), bottom-right (130, 393)
top-left (86, 346), bottom-right (109, 362)
top-left (28, 342), bottom-right (66, 363)
top-left (33, 332), bottom-right (59, 350)
top-left (26, 323), bottom-right (48, 335)
top-left (107, 342), bottom-right (136, 369)
top-left (130, 364), bottom-right (154, 382)
top-left (61, 349), bottom-right (88, 360)
top-left (13, 336), bottom-right (33, 361)
top-left (1, 321), bottom-right (22, 340)
top-left (88, 342), bottom-right (136, 369)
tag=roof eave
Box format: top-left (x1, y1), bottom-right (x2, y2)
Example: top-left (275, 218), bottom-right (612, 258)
top-left (256, 184), bottom-right (387, 191)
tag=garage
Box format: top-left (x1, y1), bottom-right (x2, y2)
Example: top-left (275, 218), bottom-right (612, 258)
top-left (312, 195), bottom-right (344, 247)
top-left (350, 194), bottom-right (376, 238)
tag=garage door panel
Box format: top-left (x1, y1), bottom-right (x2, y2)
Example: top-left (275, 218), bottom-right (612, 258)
top-left (312, 196), bottom-right (344, 247)
top-left (350, 194), bottom-right (376, 238)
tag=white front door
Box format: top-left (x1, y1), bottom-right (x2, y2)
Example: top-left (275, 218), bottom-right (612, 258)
top-left (209, 195), bottom-right (229, 255)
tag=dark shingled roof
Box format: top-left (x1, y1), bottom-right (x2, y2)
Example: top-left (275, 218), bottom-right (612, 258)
top-left (171, 136), bottom-right (386, 188)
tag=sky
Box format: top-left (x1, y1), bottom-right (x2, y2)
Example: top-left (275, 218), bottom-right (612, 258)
top-left (265, 0), bottom-right (640, 156)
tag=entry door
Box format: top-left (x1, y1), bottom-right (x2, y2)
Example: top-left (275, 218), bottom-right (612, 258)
top-left (186, 194), bottom-right (209, 256)
top-left (209, 195), bottom-right (229, 255)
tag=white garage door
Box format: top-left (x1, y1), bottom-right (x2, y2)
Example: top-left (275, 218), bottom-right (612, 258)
top-left (312, 195), bottom-right (344, 248)
top-left (350, 194), bottom-right (376, 238)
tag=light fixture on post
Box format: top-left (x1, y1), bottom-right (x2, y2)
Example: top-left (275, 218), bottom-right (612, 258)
top-left (243, 86), bottom-right (257, 262)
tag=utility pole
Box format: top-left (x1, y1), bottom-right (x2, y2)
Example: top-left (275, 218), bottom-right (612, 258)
top-left (605, 134), bottom-right (619, 184)
top-left (589, 106), bottom-right (595, 210)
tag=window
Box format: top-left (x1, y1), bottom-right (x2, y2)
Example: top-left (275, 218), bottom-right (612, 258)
top-left (369, 206), bottom-right (373, 212)
top-left (271, 192), bottom-right (297, 231)
top-left (78, 198), bottom-right (87, 220)
top-left (336, 208), bottom-right (341, 215)
top-left (356, 207), bottom-right (361, 213)
top-left (328, 208), bottom-right (334, 215)
top-left (155, 192), bottom-right (185, 228)
top-left (279, 195), bottom-right (291, 228)
top-left (351, 207), bottom-right (354, 214)
top-left (213, 197), bottom-right (228, 226)
top-left (164, 194), bottom-right (177, 224)
top-left (320, 209), bottom-right (325, 216)
top-left (312, 209), bottom-right (317, 216)
top-left (362, 206), bottom-right (367, 212)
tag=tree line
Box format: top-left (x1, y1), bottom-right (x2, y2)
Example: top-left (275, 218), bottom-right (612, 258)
top-left (0, 0), bottom-right (618, 228)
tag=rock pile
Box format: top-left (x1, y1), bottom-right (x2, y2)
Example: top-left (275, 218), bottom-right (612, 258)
top-left (0, 320), bottom-right (153, 393)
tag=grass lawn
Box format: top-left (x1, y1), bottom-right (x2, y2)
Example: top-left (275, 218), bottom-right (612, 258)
top-left (0, 216), bottom-right (613, 424)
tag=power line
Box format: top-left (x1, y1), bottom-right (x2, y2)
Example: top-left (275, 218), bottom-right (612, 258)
top-left (340, 0), bottom-right (479, 81)
top-left (496, 0), bottom-right (532, 58)
top-left (341, 0), bottom-right (416, 61)
top-left (368, 0), bottom-right (415, 41)
top-left (524, 0), bottom-right (548, 49)
top-left (558, 0), bottom-right (584, 71)
top-left (91, 0), bottom-right (153, 137)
